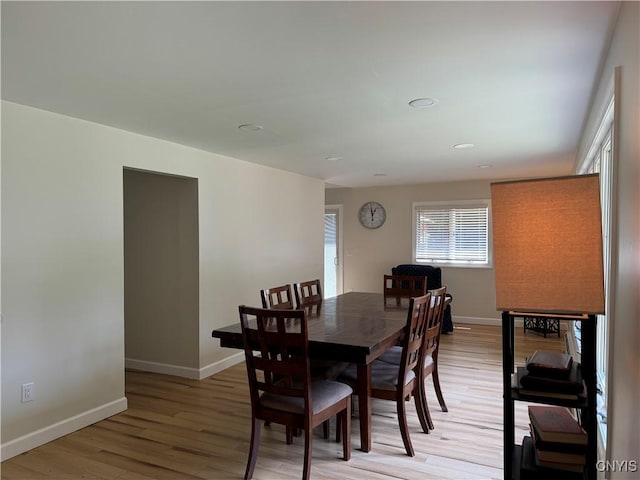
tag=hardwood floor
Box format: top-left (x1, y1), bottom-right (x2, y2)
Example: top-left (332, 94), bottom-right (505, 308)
top-left (1, 323), bottom-right (565, 480)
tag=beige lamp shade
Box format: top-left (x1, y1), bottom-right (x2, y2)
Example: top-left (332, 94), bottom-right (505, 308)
top-left (491, 174), bottom-right (605, 314)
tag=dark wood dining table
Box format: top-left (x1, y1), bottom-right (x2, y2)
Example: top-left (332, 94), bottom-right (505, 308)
top-left (211, 291), bottom-right (409, 452)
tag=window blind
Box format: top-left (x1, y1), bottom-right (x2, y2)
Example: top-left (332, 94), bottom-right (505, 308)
top-left (415, 204), bottom-right (489, 264)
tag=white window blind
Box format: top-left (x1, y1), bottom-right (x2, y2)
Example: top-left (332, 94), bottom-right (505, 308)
top-left (414, 202), bottom-right (490, 265)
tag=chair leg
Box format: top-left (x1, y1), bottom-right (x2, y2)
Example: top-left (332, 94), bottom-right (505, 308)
top-left (302, 426), bottom-right (313, 480)
top-left (396, 397), bottom-right (415, 457)
top-left (419, 380), bottom-right (435, 431)
top-left (244, 418), bottom-right (261, 480)
top-left (341, 397), bottom-right (351, 460)
top-left (432, 365), bottom-right (448, 412)
top-left (286, 426), bottom-right (293, 445)
top-left (322, 420), bottom-right (330, 439)
top-left (413, 390), bottom-right (430, 434)
top-left (336, 394), bottom-right (356, 442)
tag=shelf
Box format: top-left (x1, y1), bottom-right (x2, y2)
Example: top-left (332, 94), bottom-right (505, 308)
top-left (509, 311), bottom-right (590, 321)
top-left (502, 311), bottom-right (597, 480)
top-left (511, 389), bottom-right (589, 408)
top-left (511, 366), bottom-right (588, 408)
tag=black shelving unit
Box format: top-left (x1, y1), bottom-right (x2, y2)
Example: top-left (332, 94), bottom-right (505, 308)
top-left (502, 310), bottom-right (597, 480)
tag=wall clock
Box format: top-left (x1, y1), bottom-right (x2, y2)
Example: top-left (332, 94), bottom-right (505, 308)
top-left (359, 201), bottom-right (386, 229)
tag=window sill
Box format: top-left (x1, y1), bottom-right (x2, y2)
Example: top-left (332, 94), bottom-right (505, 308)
top-left (414, 260), bottom-right (493, 270)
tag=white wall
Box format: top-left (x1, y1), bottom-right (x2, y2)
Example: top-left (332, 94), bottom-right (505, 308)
top-left (576, 2), bottom-right (639, 477)
top-left (1, 101), bottom-right (324, 459)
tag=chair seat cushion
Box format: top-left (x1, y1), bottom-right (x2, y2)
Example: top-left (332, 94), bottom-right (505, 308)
top-left (338, 360), bottom-right (415, 391)
top-left (377, 345), bottom-right (402, 365)
top-left (260, 380), bottom-right (352, 415)
top-left (378, 346), bottom-right (434, 370)
top-left (310, 359), bottom-right (351, 380)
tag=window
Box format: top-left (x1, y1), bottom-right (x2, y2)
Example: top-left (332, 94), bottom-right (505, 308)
top-left (413, 201), bottom-right (491, 266)
top-left (576, 94), bottom-right (614, 446)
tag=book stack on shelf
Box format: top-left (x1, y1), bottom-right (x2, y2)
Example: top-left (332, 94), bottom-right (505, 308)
top-left (512, 350), bottom-right (585, 401)
top-left (521, 405), bottom-right (588, 479)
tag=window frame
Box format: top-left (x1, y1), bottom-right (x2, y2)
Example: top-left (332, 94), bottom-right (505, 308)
top-left (575, 93), bottom-right (615, 448)
top-left (412, 199), bottom-right (492, 268)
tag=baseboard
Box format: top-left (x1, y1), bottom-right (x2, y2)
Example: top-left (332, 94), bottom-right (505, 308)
top-left (453, 315), bottom-right (504, 327)
top-left (453, 315), bottom-right (569, 332)
top-left (125, 358), bottom-right (201, 379)
top-left (0, 397), bottom-right (127, 461)
top-left (198, 352), bottom-right (245, 379)
top-left (125, 352), bottom-right (244, 380)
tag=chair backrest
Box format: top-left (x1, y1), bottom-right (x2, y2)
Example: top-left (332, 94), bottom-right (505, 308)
top-left (294, 279), bottom-right (323, 316)
top-left (398, 293), bottom-right (432, 381)
top-left (239, 306), bottom-right (311, 419)
top-left (422, 286), bottom-right (447, 359)
top-left (260, 284), bottom-right (294, 310)
top-left (383, 274), bottom-right (428, 306)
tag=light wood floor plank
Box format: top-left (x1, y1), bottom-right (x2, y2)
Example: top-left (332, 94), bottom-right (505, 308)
top-left (1, 324), bottom-right (564, 479)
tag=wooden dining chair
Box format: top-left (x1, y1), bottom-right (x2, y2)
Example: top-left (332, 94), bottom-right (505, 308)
top-left (383, 274), bottom-right (428, 307)
top-left (260, 284), bottom-right (294, 310)
top-left (293, 279), bottom-right (323, 317)
top-left (378, 286), bottom-right (449, 431)
top-left (239, 306), bottom-right (352, 480)
top-left (419, 286), bottom-right (449, 429)
top-left (294, 279), bottom-right (350, 383)
top-left (259, 284), bottom-right (296, 439)
top-left (261, 282), bottom-right (336, 438)
top-left (337, 293), bottom-right (432, 456)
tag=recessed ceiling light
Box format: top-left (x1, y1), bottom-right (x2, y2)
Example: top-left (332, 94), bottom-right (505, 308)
top-left (238, 123), bottom-right (263, 132)
top-left (454, 143), bottom-right (475, 149)
top-left (408, 97), bottom-right (438, 108)
top-left (477, 164), bottom-right (493, 169)
top-left (325, 156), bottom-right (343, 162)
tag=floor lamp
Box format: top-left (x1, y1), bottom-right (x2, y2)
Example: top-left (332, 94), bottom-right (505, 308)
top-left (491, 174), bottom-right (605, 480)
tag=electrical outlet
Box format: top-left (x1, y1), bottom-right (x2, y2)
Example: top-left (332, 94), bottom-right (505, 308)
top-left (22, 382), bottom-right (34, 403)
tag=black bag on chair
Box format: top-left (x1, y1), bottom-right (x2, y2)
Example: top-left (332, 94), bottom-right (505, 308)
top-left (391, 264), bottom-right (454, 333)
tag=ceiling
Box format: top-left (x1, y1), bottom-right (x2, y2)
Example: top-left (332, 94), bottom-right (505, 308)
top-left (1, 1), bottom-right (619, 188)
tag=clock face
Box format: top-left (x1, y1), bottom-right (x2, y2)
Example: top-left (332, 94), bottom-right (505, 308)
top-left (359, 201), bottom-right (386, 229)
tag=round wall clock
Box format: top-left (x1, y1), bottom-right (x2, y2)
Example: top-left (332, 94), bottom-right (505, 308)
top-left (359, 201), bottom-right (386, 229)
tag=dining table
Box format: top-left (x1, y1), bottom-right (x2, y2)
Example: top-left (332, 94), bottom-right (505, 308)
top-left (211, 291), bottom-right (410, 452)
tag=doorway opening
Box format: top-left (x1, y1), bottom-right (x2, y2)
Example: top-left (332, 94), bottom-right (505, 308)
top-left (324, 205), bottom-right (343, 298)
top-left (123, 168), bottom-right (200, 377)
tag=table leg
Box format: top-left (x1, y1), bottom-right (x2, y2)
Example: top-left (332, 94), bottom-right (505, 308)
top-left (356, 363), bottom-right (372, 452)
